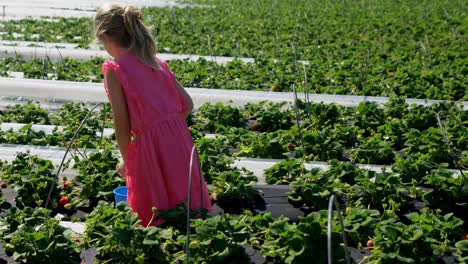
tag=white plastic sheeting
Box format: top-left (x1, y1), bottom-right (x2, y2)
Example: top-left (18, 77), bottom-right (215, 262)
top-left (0, 78), bottom-right (109, 102)
top-left (0, 144), bottom-right (464, 185)
top-left (59, 221), bottom-right (86, 234)
top-left (0, 122), bottom-right (217, 139)
top-left (0, 122), bottom-right (115, 137)
top-left (0, 78), bottom-right (466, 108)
top-left (0, 98), bottom-right (64, 112)
top-left (0, 44), bottom-right (255, 64)
top-left (0, 40), bottom-right (85, 50)
top-left (0, 144), bottom-right (98, 164)
top-left (0, 0), bottom-right (206, 20)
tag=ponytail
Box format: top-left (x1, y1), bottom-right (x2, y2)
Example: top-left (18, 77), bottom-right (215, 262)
top-left (94, 3), bottom-right (160, 70)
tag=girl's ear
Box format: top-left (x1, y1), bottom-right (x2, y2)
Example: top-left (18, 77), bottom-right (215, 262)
top-left (100, 33), bottom-right (110, 44)
top-left (100, 34), bottom-right (116, 56)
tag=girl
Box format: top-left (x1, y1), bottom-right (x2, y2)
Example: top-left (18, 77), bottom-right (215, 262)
top-left (94, 3), bottom-right (212, 226)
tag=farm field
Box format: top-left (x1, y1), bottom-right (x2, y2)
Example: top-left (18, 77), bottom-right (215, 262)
top-left (0, 0), bottom-right (467, 263)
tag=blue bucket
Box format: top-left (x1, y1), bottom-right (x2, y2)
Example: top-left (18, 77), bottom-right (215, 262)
top-left (113, 186), bottom-right (127, 204)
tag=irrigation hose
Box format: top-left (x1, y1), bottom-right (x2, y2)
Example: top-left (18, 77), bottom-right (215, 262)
top-left (327, 195), bottom-right (351, 264)
top-left (44, 102), bottom-right (106, 209)
top-left (302, 64), bottom-right (313, 125)
top-left (435, 111), bottom-right (467, 183)
top-left (185, 145), bottom-right (204, 264)
top-left (292, 84), bottom-right (306, 157)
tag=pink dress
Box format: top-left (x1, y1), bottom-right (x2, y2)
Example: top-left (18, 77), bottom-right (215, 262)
top-left (102, 51), bottom-right (212, 226)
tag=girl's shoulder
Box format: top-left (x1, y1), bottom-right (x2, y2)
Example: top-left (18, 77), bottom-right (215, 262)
top-left (155, 56), bottom-right (169, 68)
top-left (102, 60), bottom-right (122, 76)
top-left (102, 60), bottom-right (129, 88)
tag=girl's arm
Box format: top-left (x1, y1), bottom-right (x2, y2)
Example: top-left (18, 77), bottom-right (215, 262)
top-left (105, 70), bottom-right (131, 161)
top-left (175, 80), bottom-right (194, 118)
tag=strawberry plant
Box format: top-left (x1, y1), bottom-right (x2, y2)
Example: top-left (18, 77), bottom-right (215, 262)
top-left (0, 124), bottom-right (49, 146)
top-left (0, 207), bottom-right (81, 263)
top-left (0, 123), bottom-right (109, 148)
top-left (403, 128), bottom-right (453, 165)
top-left (353, 102), bottom-right (385, 136)
top-left (391, 154), bottom-right (444, 183)
top-left (235, 130), bottom-right (288, 159)
top-left (0, 101), bottom-right (50, 124)
top-left (299, 127), bottom-right (347, 161)
top-left (368, 209), bottom-right (465, 263)
top-left (178, 214), bottom-right (253, 264)
top-left (260, 211), bottom-right (345, 263)
top-left (300, 102), bottom-right (345, 129)
top-left (349, 172), bottom-right (410, 213)
top-left (406, 208), bottom-right (464, 255)
top-left (377, 118), bottom-right (407, 150)
top-left (242, 211), bottom-right (277, 247)
top-left (422, 169), bottom-right (468, 219)
top-left (194, 136), bottom-right (234, 183)
top-left (383, 97), bottom-right (409, 120)
top-left (288, 161), bottom-right (360, 208)
top-left (288, 172), bottom-right (346, 210)
top-left (242, 101), bottom-right (294, 132)
top-left (0, 152), bottom-right (61, 208)
top-left (403, 104), bottom-right (438, 131)
top-left (350, 134), bottom-right (395, 164)
top-left (456, 240), bottom-right (468, 263)
top-left (73, 146), bottom-right (124, 208)
top-left (342, 207), bottom-right (394, 248)
top-left (193, 102), bottom-right (246, 133)
top-left (155, 203), bottom-right (209, 232)
top-left (264, 158), bottom-right (306, 185)
top-left (0, 17), bottom-right (92, 45)
top-left (83, 201), bottom-right (172, 264)
top-left (210, 169), bottom-right (261, 213)
top-left (50, 122), bottom-right (109, 149)
top-left (51, 101), bottom-right (112, 129)
top-left (367, 221), bottom-right (436, 263)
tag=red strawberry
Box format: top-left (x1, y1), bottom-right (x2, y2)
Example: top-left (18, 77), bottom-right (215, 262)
top-left (58, 197), bottom-right (70, 207)
top-left (62, 181), bottom-right (70, 189)
top-left (367, 240), bottom-right (374, 248)
top-left (287, 142), bottom-right (296, 151)
top-left (250, 124), bottom-right (260, 131)
top-left (0, 181), bottom-right (7, 188)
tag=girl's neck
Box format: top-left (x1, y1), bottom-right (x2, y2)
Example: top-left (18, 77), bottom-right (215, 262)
top-left (113, 47), bottom-right (130, 60)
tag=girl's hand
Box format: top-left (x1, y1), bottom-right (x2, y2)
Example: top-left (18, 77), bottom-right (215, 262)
top-left (116, 161), bottom-right (125, 177)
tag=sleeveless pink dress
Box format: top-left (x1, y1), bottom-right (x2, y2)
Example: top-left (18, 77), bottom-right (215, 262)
top-left (102, 51), bottom-right (212, 226)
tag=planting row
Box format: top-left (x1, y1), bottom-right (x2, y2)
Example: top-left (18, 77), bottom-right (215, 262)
top-left (0, 149), bottom-right (467, 263)
top-left (1, 99), bottom-right (466, 169)
top-left (1, 0), bottom-right (466, 59)
top-left (1, 53), bottom-right (466, 99)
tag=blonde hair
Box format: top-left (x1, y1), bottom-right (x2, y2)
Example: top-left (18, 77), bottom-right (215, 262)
top-left (94, 3), bottom-right (160, 70)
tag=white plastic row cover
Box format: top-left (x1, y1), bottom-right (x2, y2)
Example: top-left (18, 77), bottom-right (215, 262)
top-left (0, 78), bottom-right (464, 108)
top-left (0, 122), bottom-right (217, 139)
top-left (0, 44), bottom-right (255, 64)
top-left (0, 144), bottom-right (464, 185)
top-left (0, 122), bottom-right (115, 137)
top-left (0, 0), bottom-right (207, 20)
